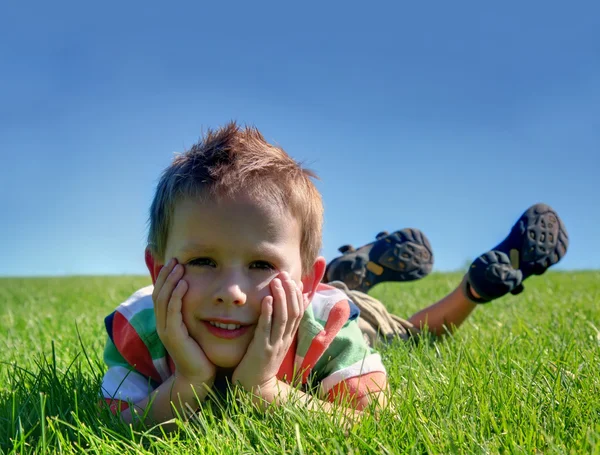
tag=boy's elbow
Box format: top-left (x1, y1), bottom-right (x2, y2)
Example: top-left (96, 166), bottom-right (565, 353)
top-left (329, 374), bottom-right (389, 411)
top-left (357, 388), bottom-right (388, 412)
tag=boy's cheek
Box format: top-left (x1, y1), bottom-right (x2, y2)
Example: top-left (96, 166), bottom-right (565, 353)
top-left (255, 283), bottom-right (275, 305)
top-left (256, 273), bottom-right (280, 296)
top-left (181, 275), bottom-right (206, 298)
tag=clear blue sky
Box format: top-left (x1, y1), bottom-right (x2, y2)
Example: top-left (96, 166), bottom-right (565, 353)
top-left (1, 1), bottom-right (598, 276)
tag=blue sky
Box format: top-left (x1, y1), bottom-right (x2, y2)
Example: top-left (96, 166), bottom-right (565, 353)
top-left (1, 1), bottom-right (598, 276)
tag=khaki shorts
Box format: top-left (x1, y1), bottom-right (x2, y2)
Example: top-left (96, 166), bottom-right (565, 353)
top-left (328, 281), bottom-right (419, 347)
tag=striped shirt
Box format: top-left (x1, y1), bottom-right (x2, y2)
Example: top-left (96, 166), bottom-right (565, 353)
top-left (101, 283), bottom-right (387, 411)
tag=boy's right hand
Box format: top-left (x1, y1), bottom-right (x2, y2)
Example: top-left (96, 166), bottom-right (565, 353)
top-left (153, 259), bottom-right (216, 389)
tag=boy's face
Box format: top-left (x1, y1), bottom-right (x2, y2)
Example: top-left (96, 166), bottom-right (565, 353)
top-left (161, 195), bottom-right (310, 369)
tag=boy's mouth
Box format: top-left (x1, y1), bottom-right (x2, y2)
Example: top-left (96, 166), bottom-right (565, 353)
top-left (202, 318), bottom-right (253, 339)
top-left (208, 321), bottom-right (242, 330)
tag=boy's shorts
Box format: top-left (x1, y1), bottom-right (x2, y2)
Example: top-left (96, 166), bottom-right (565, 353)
top-left (328, 281), bottom-right (419, 347)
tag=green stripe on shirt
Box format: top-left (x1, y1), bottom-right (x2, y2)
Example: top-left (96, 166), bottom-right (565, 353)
top-left (128, 308), bottom-right (166, 360)
top-left (103, 337), bottom-right (128, 368)
top-left (310, 319), bottom-right (372, 381)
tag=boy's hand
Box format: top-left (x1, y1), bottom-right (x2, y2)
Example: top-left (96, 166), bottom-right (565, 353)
top-left (153, 259), bottom-right (216, 388)
top-left (232, 272), bottom-right (307, 397)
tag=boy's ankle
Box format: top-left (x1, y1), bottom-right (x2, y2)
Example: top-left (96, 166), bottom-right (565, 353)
top-left (460, 275), bottom-right (491, 304)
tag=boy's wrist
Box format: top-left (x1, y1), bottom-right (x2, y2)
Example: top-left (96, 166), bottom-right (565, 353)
top-left (247, 378), bottom-right (287, 407)
top-left (171, 372), bottom-right (215, 404)
top-left (128, 374), bottom-right (216, 425)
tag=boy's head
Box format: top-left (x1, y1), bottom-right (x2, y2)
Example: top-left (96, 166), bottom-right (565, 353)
top-left (147, 122), bottom-right (323, 274)
top-left (144, 122), bottom-right (327, 368)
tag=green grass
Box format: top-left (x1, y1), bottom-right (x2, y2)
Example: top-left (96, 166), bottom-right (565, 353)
top-left (1, 272), bottom-right (599, 454)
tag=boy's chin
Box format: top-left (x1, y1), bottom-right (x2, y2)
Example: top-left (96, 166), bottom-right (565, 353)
top-left (205, 351), bottom-right (245, 369)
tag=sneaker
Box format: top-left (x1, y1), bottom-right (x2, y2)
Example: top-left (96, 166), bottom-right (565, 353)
top-left (324, 228), bottom-right (434, 293)
top-left (465, 203), bottom-right (569, 303)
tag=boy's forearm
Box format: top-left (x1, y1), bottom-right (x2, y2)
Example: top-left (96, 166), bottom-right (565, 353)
top-left (121, 374), bottom-right (214, 428)
top-left (408, 285), bottom-right (477, 336)
top-left (254, 379), bottom-right (386, 421)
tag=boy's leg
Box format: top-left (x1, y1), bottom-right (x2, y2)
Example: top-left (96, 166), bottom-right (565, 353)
top-left (328, 280), bottom-right (419, 347)
top-left (324, 228), bottom-right (434, 292)
top-left (407, 283), bottom-right (478, 337)
top-left (408, 203), bottom-right (569, 337)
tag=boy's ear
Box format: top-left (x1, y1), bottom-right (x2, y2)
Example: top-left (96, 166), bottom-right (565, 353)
top-left (301, 256), bottom-right (327, 305)
top-left (144, 248), bottom-right (164, 285)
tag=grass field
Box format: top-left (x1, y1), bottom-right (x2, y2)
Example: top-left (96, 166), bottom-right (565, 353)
top-left (1, 272), bottom-right (599, 454)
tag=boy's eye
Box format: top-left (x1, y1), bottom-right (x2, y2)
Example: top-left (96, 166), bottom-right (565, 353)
top-left (250, 261), bottom-right (275, 271)
top-left (188, 257), bottom-right (216, 267)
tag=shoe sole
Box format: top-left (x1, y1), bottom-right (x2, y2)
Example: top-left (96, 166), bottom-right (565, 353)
top-left (467, 250), bottom-right (524, 302)
top-left (326, 228), bottom-right (434, 292)
top-left (496, 203), bottom-right (569, 277)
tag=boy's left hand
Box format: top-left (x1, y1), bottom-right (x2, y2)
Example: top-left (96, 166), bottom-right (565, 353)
top-left (232, 272), bottom-right (307, 397)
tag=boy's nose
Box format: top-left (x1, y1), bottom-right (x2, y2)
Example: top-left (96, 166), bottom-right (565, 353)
top-left (213, 273), bottom-right (247, 306)
top-left (214, 285), bottom-right (247, 306)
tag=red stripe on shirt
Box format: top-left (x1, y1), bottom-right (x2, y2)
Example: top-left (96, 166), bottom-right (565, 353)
top-left (112, 311), bottom-right (162, 383)
top-left (103, 398), bottom-right (130, 414)
top-left (300, 299), bottom-right (350, 383)
top-left (326, 371), bottom-right (387, 408)
top-left (277, 334), bottom-right (298, 383)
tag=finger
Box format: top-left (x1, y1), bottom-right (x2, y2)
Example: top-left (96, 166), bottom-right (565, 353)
top-left (165, 279), bottom-right (188, 337)
top-left (256, 295), bottom-right (273, 346)
top-left (153, 259), bottom-right (174, 332)
top-left (281, 274), bottom-right (300, 339)
top-left (299, 281), bottom-right (311, 312)
top-left (152, 258), bottom-right (175, 304)
top-left (269, 277), bottom-right (287, 345)
top-left (291, 281), bottom-right (305, 335)
top-left (152, 257), bottom-right (175, 322)
top-left (156, 262), bottom-right (184, 331)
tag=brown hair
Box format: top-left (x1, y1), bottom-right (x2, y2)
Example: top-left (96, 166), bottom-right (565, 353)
top-left (147, 121), bottom-right (323, 272)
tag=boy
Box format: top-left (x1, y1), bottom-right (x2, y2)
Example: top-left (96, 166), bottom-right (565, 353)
top-left (101, 123), bottom-right (568, 426)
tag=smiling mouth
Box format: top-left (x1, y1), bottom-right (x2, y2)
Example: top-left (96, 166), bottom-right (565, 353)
top-left (202, 320), bottom-right (252, 340)
top-left (208, 321), bottom-right (243, 330)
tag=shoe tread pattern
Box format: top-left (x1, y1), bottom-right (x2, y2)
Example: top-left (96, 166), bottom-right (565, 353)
top-left (517, 203), bottom-right (569, 276)
top-left (468, 251), bottom-right (523, 302)
top-left (325, 228), bottom-right (434, 292)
